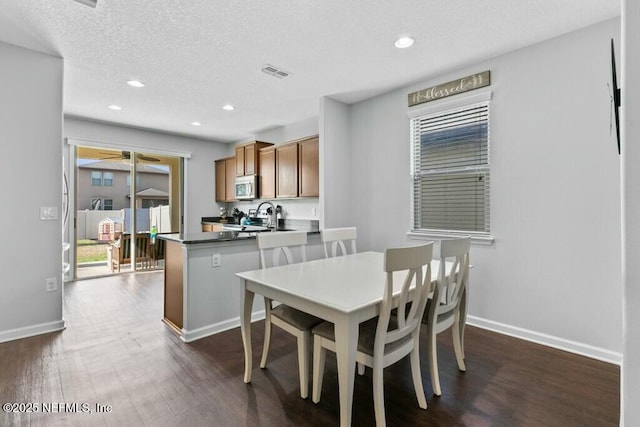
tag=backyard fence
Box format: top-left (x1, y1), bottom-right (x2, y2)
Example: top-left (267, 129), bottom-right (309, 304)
top-left (77, 205), bottom-right (171, 240)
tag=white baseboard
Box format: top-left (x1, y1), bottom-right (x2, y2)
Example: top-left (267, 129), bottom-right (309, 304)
top-left (181, 311), bottom-right (266, 343)
top-left (468, 315), bottom-right (622, 365)
top-left (178, 312), bottom-right (622, 366)
top-left (0, 320), bottom-right (66, 344)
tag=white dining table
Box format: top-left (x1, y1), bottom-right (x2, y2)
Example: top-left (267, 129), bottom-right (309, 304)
top-left (236, 251), bottom-right (444, 427)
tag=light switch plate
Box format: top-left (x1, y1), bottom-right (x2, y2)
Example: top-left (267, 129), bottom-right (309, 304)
top-left (212, 253), bottom-right (221, 267)
top-left (45, 277), bottom-right (57, 292)
top-left (40, 207), bottom-right (58, 220)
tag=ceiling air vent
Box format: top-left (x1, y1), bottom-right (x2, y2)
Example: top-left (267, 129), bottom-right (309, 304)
top-left (72, 0), bottom-right (97, 7)
top-left (261, 64), bottom-right (291, 79)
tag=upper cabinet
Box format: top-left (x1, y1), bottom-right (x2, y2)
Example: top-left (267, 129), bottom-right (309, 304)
top-left (276, 142), bottom-right (299, 198)
top-left (236, 141), bottom-right (273, 177)
top-left (259, 146), bottom-right (276, 199)
top-left (216, 136), bottom-right (318, 201)
top-left (215, 157), bottom-right (237, 202)
top-left (297, 136), bottom-right (319, 197)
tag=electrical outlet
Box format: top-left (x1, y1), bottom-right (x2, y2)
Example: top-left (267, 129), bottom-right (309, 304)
top-left (212, 253), bottom-right (221, 267)
top-left (312, 207), bottom-right (317, 217)
top-left (45, 277), bottom-right (57, 292)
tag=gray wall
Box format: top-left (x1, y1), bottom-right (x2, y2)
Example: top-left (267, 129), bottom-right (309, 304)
top-left (623, 0), bottom-right (639, 424)
top-left (320, 97), bottom-right (353, 228)
top-left (343, 18), bottom-right (622, 360)
top-left (0, 42), bottom-right (64, 340)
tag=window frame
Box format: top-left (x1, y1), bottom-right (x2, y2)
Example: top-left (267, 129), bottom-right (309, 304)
top-left (407, 90), bottom-right (494, 245)
top-left (102, 172), bottom-right (113, 187)
top-left (91, 171), bottom-right (102, 186)
top-left (102, 198), bottom-right (113, 210)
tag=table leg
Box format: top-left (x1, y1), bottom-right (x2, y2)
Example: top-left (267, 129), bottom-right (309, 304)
top-left (334, 315), bottom-right (359, 427)
top-left (241, 281), bottom-right (255, 384)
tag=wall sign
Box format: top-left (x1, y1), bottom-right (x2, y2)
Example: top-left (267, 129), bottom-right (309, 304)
top-left (408, 71), bottom-right (491, 107)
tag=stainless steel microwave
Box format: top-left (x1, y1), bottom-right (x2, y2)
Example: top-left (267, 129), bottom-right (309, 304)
top-left (235, 175), bottom-right (257, 200)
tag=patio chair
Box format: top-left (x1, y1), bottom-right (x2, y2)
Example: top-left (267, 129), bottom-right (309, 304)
top-left (110, 233), bottom-right (151, 272)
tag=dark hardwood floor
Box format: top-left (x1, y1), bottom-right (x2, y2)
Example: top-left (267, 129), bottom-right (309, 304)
top-left (0, 272), bottom-right (619, 426)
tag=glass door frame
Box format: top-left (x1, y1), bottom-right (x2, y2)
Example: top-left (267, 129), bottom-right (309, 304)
top-left (65, 138), bottom-right (189, 280)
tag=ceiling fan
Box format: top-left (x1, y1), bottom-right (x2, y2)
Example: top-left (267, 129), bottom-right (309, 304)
top-left (99, 150), bottom-right (160, 162)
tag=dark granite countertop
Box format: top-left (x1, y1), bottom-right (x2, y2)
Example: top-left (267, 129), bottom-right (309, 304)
top-left (158, 231), bottom-right (258, 244)
top-left (159, 219), bottom-right (319, 244)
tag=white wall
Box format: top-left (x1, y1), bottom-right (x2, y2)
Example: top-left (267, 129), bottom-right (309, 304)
top-left (0, 42), bottom-right (64, 341)
top-left (320, 97), bottom-right (353, 228)
top-left (622, 1), bottom-right (639, 424)
top-left (345, 19), bottom-right (622, 360)
top-left (64, 117), bottom-right (229, 234)
top-left (252, 116), bottom-right (318, 144)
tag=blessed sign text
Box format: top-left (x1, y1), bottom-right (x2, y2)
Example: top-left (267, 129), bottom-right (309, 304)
top-left (408, 71), bottom-right (491, 107)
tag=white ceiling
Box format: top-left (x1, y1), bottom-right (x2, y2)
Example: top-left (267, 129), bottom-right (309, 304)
top-left (0, 0), bottom-right (620, 143)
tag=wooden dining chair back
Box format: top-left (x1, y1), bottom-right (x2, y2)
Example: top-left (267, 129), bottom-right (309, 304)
top-left (312, 243), bottom-right (434, 426)
top-left (256, 231), bottom-right (322, 399)
top-left (424, 236), bottom-right (471, 396)
top-left (320, 227), bottom-right (357, 258)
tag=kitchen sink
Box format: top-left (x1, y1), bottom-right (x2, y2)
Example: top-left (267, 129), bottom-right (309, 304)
top-left (222, 224), bottom-right (298, 233)
top-left (223, 224), bottom-right (270, 232)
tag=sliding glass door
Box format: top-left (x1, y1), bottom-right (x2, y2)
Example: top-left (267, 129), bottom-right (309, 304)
top-left (73, 146), bottom-right (182, 279)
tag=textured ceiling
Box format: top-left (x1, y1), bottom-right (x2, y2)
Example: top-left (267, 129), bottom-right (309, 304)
top-left (0, 0), bottom-right (620, 143)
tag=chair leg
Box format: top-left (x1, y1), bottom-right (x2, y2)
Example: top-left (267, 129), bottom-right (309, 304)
top-left (427, 326), bottom-right (442, 396)
top-left (260, 298), bottom-right (273, 369)
top-left (312, 336), bottom-right (326, 403)
top-left (297, 331), bottom-right (310, 399)
top-left (410, 336), bottom-right (427, 409)
top-left (372, 358), bottom-right (386, 427)
top-left (453, 317), bottom-right (466, 372)
top-left (459, 291), bottom-right (468, 359)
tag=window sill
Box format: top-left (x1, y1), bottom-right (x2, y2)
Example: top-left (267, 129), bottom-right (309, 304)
top-left (407, 231), bottom-right (495, 246)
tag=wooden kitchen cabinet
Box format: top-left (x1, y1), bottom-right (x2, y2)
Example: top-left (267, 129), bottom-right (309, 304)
top-left (225, 157), bottom-right (236, 201)
top-left (256, 135), bottom-right (319, 199)
top-left (215, 157), bottom-right (237, 202)
top-left (259, 146), bottom-right (276, 199)
top-left (276, 142), bottom-right (299, 198)
top-left (298, 135), bottom-right (319, 197)
top-left (236, 141), bottom-right (273, 177)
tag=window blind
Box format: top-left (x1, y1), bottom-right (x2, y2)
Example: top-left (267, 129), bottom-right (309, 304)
top-left (410, 102), bottom-right (490, 234)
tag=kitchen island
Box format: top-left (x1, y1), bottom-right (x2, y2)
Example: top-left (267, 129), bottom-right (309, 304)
top-left (159, 226), bottom-right (321, 342)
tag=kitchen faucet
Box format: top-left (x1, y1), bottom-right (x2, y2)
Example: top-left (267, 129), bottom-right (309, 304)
top-left (255, 201), bottom-right (282, 230)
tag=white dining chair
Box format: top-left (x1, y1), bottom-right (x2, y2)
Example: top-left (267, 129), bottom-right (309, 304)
top-left (320, 226), bottom-right (366, 375)
top-left (312, 243), bottom-right (434, 426)
top-left (321, 227), bottom-right (357, 258)
top-left (423, 236), bottom-right (470, 396)
top-left (257, 231), bottom-right (323, 399)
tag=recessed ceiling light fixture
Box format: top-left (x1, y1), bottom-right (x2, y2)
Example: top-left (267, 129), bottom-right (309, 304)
top-left (127, 80), bottom-right (145, 88)
top-left (394, 36), bottom-right (415, 49)
top-left (191, 121), bottom-right (202, 126)
top-left (222, 104), bottom-right (235, 111)
top-left (108, 104), bottom-right (122, 111)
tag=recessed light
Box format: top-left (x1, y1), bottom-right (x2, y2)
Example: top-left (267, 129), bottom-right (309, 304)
top-left (108, 105), bottom-right (122, 111)
top-left (394, 36), bottom-right (415, 49)
top-left (127, 80), bottom-right (145, 88)
top-left (222, 104), bottom-right (235, 111)
top-left (191, 121), bottom-right (202, 126)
